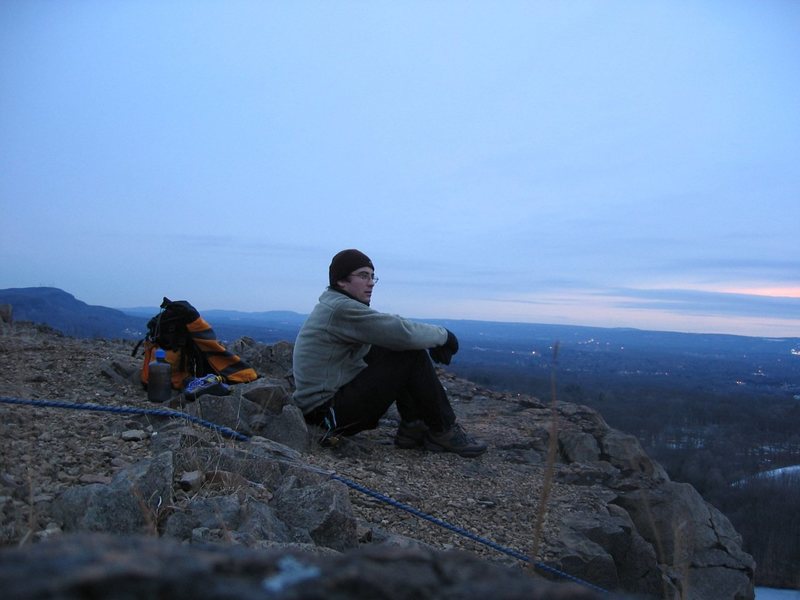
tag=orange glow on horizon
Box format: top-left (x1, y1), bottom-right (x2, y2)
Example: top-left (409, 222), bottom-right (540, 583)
top-left (644, 283), bottom-right (800, 299)
top-left (721, 286), bottom-right (800, 299)
top-left (418, 293), bottom-right (800, 338)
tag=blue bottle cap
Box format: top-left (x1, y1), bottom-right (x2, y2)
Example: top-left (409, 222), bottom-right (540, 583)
top-left (155, 348), bottom-right (167, 359)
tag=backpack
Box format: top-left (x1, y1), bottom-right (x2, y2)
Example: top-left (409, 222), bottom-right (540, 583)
top-left (133, 297), bottom-right (258, 390)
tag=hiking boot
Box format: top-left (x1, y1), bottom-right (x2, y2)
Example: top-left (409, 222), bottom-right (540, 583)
top-left (424, 423), bottom-right (487, 458)
top-left (394, 419), bottom-right (428, 449)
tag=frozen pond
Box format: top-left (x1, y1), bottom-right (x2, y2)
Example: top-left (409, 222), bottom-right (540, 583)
top-left (756, 588), bottom-right (800, 599)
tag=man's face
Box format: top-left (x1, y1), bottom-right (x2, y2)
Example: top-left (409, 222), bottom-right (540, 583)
top-left (337, 267), bottom-right (377, 305)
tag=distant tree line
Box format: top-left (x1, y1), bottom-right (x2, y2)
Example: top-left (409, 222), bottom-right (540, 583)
top-left (718, 475), bottom-right (800, 589)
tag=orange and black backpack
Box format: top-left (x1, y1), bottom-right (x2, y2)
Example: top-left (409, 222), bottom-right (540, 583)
top-left (133, 297), bottom-right (258, 390)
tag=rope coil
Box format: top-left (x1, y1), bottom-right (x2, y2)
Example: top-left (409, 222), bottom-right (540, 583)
top-left (1, 395), bottom-right (608, 594)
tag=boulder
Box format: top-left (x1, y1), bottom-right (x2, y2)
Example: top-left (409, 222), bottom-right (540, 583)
top-left (612, 481), bottom-right (755, 599)
top-left (52, 451), bottom-right (173, 534)
top-left (243, 382), bottom-right (292, 413)
top-left (230, 338), bottom-right (294, 379)
top-left (163, 494), bottom-right (303, 547)
top-left (559, 430), bottom-right (601, 464)
top-left (182, 387), bottom-right (308, 453)
top-left (556, 505), bottom-right (671, 597)
top-left (251, 404), bottom-right (311, 453)
top-left (173, 440), bottom-right (308, 493)
top-left (600, 430), bottom-right (668, 480)
top-left (0, 533), bottom-right (613, 600)
top-left (271, 477), bottom-right (359, 552)
top-left (184, 393), bottom-right (262, 436)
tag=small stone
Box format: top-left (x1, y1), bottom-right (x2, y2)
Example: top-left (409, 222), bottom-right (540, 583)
top-left (178, 470), bottom-right (204, 492)
top-left (34, 524), bottom-right (62, 541)
top-left (121, 429), bottom-right (148, 441)
top-left (357, 524), bottom-right (373, 543)
top-left (79, 474), bottom-right (112, 485)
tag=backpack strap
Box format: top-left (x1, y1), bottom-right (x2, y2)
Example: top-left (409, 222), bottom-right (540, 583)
top-left (131, 337), bottom-right (145, 357)
top-left (186, 316), bottom-right (258, 383)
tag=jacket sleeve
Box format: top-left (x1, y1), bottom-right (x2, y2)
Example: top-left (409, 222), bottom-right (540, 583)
top-left (329, 301), bottom-right (447, 351)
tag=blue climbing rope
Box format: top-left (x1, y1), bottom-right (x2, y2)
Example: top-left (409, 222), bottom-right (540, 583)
top-left (1, 394), bottom-right (608, 594)
top-left (330, 474), bottom-right (609, 594)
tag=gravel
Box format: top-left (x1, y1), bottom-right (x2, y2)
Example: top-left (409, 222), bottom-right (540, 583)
top-left (1, 321), bottom-right (595, 570)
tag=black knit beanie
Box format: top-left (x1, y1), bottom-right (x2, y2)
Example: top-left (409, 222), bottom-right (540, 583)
top-left (329, 249), bottom-right (374, 287)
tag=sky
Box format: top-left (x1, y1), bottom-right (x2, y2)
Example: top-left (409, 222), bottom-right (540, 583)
top-left (1, 1), bottom-right (799, 338)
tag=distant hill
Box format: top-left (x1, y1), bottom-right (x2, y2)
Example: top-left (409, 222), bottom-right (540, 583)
top-left (2, 287), bottom-right (798, 395)
top-left (0, 288), bottom-right (306, 344)
top-left (0, 287), bottom-right (146, 339)
top-left (3, 287), bottom-right (794, 590)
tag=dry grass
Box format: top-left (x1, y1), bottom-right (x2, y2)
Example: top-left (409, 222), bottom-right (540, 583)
top-left (529, 342), bottom-right (559, 565)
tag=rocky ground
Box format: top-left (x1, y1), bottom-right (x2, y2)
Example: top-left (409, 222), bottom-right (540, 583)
top-left (0, 320), bottom-right (581, 563)
top-left (0, 321), bottom-right (756, 599)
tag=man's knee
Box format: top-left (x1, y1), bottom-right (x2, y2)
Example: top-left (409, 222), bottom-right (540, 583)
top-left (366, 346), bottom-right (428, 368)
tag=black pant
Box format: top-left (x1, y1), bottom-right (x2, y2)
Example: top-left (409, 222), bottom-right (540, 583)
top-left (307, 346), bottom-right (456, 436)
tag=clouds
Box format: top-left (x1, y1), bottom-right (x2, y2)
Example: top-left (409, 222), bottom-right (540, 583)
top-left (601, 287), bottom-right (800, 321)
top-left (1, 1), bottom-right (798, 337)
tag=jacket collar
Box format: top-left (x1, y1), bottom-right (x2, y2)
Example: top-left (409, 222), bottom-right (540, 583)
top-left (326, 286), bottom-right (369, 306)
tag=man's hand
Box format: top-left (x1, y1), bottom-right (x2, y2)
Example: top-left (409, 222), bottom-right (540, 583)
top-left (429, 329), bottom-right (459, 365)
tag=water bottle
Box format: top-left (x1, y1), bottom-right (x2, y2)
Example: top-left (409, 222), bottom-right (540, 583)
top-left (147, 348), bottom-right (172, 403)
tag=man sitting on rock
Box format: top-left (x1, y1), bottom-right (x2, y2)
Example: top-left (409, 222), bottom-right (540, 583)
top-left (292, 249), bottom-right (486, 458)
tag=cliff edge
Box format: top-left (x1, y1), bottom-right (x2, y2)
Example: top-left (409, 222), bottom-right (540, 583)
top-left (0, 322), bottom-right (755, 599)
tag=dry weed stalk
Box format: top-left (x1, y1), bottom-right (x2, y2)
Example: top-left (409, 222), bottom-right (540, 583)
top-left (17, 469), bottom-right (36, 547)
top-left (632, 477), bottom-right (673, 599)
top-left (130, 483), bottom-right (163, 536)
top-left (172, 427), bottom-right (244, 543)
top-left (529, 342), bottom-right (560, 565)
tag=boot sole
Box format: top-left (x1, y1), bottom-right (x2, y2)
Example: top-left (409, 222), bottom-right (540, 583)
top-left (424, 439), bottom-right (487, 458)
top-left (394, 438), bottom-right (425, 449)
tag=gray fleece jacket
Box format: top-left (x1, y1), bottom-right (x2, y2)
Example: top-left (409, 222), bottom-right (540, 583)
top-left (292, 288), bottom-right (448, 413)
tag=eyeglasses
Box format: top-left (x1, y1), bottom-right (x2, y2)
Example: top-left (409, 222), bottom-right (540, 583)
top-left (350, 271), bottom-right (379, 283)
